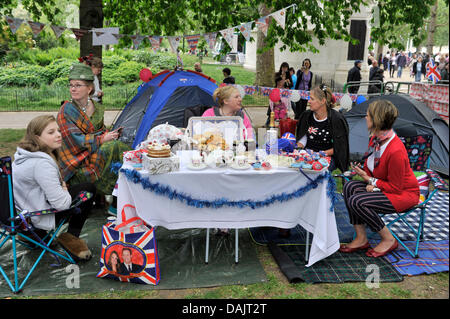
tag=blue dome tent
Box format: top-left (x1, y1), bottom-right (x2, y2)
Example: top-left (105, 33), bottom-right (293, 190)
top-left (112, 70), bottom-right (218, 148)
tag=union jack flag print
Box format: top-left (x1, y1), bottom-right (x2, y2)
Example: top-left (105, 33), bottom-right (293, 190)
top-left (97, 207), bottom-right (160, 285)
top-left (308, 126), bottom-right (318, 135)
top-left (426, 60), bottom-right (441, 84)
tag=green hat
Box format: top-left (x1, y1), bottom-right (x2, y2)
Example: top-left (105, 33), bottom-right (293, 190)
top-left (69, 63), bottom-right (94, 81)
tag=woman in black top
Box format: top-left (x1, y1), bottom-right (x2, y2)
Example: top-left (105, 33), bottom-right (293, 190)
top-left (296, 84), bottom-right (350, 173)
top-left (275, 62), bottom-right (293, 89)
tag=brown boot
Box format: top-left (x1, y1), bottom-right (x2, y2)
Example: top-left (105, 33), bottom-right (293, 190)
top-left (57, 232), bottom-right (92, 261)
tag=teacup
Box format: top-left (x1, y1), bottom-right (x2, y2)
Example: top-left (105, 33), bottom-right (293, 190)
top-left (235, 155), bottom-right (247, 167)
top-left (224, 150), bottom-right (234, 164)
top-left (191, 154), bottom-right (203, 167)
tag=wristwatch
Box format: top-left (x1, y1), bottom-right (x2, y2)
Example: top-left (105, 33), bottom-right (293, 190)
top-left (368, 177), bottom-right (375, 186)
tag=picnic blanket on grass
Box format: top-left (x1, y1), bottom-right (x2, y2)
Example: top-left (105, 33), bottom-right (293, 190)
top-left (383, 240), bottom-right (449, 276)
top-left (250, 191), bottom-right (449, 244)
top-left (257, 191), bottom-right (448, 282)
top-left (272, 244), bottom-right (403, 283)
top-left (0, 209), bottom-right (266, 297)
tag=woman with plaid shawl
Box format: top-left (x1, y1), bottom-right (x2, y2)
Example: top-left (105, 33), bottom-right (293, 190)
top-left (57, 63), bottom-right (129, 214)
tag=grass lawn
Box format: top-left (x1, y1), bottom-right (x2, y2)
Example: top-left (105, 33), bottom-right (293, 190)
top-left (0, 128), bottom-right (448, 299)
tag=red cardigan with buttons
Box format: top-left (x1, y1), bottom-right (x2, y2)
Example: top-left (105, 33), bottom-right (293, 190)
top-left (364, 135), bottom-right (419, 212)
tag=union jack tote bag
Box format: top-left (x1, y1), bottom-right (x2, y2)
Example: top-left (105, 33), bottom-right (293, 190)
top-left (96, 204), bottom-right (160, 285)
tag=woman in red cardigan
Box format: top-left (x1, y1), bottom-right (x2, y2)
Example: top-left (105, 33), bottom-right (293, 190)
top-left (340, 100), bottom-right (419, 257)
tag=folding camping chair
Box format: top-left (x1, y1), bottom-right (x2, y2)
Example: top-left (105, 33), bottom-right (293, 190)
top-left (0, 156), bottom-right (92, 293)
top-left (382, 135), bottom-right (446, 258)
top-left (335, 135), bottom-right (445, 258)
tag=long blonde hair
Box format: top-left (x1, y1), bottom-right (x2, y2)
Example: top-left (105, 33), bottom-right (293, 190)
top-left (18, 115), bottom-right (60, 164)
top-left (213, 85), bottom-right (238, 108)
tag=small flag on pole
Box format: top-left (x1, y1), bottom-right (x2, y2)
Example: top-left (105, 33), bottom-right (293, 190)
top-left (426, 60), bottom-right (441, 84)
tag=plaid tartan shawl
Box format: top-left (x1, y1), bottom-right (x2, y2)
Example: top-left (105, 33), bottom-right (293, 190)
top-left (57, 101), bottom-right (106, 182)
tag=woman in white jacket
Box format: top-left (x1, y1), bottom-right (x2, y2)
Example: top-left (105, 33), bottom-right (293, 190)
top-left (12, 115), bottom-right (95, 260)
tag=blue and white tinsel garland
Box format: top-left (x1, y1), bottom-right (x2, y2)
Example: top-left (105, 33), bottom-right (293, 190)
top-left (115, 164), bottom-right (338, 212)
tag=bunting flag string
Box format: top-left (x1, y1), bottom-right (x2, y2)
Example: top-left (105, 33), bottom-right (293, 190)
top-left (71, 28), bottom-right (88, 41)
top-left (27, 21), bottom-right (46, 36)
top-left (50, 25), bottom-right (67, 38)
top-left (149, 35), bottom-right (163, 52)
top-left (5, 16), bottom-right (24, 34)
top-left (271, 8), bottom-right (286, 29)
top-left (228, 84), bottom-right (359, 103)
top-left (168, 35), bottom-right (182, 53)
top-left (185, 34), bottom-right (201, 53)
top-left (94, 31), bottom-right (105, 37)
top-left (130, 35), bottom-right (146, 49)
top-left (1, 3), bottom-right (295, 48)
top-left (220, 27), bottom-right (235, 49)
top-left (112, 33), bottom-right (126, 40)
top-left (255, 16), bottom-right (270, 36)
top-left (238, 22), bottom-right (253, 42)
top-left (203, 32), bottom-right (218, 51)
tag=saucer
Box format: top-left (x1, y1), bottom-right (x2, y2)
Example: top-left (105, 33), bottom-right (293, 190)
top-left (187, 163), bottom-right (207, 170)
top-left (230, 163), bottom-right (251, 170)
top-left (300, 167), bottom-right (328, 174)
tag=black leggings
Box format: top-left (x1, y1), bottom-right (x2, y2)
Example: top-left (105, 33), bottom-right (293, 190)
top-left (55, 182), bottom-right (96, 238)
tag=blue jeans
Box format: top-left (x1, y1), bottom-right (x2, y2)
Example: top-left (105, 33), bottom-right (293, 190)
top-left (397, 66), bottom-right (403, 78)
top-left (415, 72), bottom-right (422, 82)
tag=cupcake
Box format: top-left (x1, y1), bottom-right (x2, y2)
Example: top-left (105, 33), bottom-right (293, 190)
top-left (252, 162), bottom-right (262, 170)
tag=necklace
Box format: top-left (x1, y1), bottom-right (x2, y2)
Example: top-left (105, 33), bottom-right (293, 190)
top-left (220, 108), bottom-right (234, 116)
top-left (72, 98), bottom-right (90, 113)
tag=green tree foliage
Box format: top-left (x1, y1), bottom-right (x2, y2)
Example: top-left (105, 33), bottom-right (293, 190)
top-left (370, 0), bottom-right (436, 50)
top-left (2, 0), bottom-right (442, 54)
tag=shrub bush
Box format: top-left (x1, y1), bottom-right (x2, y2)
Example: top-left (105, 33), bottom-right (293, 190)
top-left (103, 60), bottom-right (146, 85)
top-left (0, 64), bottom-right (47, 87)
top-left (0, 48), bottom-right (206, 88)
top-left (52, 76), bottom-right (69, 87)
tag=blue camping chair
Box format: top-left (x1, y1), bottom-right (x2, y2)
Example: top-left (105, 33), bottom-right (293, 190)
top-left (334, 135), bottom-right (446, 258)
top-left (382, 135), bottom-right (446, 258)
top-left (0, 156), bottom-right (92, 293)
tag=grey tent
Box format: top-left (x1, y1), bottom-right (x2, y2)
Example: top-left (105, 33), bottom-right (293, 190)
top-left (344, 94), bottom-right (449, 175)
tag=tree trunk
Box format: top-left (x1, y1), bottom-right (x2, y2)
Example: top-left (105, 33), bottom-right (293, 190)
top-left (79, 0), bottom-right (103, 86)
top-left (254, 3), bottom-right (274, 87)
top-left (426, 0), bottom-right (438, 54)
top-left (79, 0), bottom-right (103, 59)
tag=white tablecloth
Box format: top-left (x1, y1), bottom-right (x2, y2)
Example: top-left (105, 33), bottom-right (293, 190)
top-left (116, 151), bottom-right (340, 267)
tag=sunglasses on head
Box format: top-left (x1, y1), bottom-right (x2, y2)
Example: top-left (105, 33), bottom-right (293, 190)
top-left (319, 84), bottom-right (328, 97)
